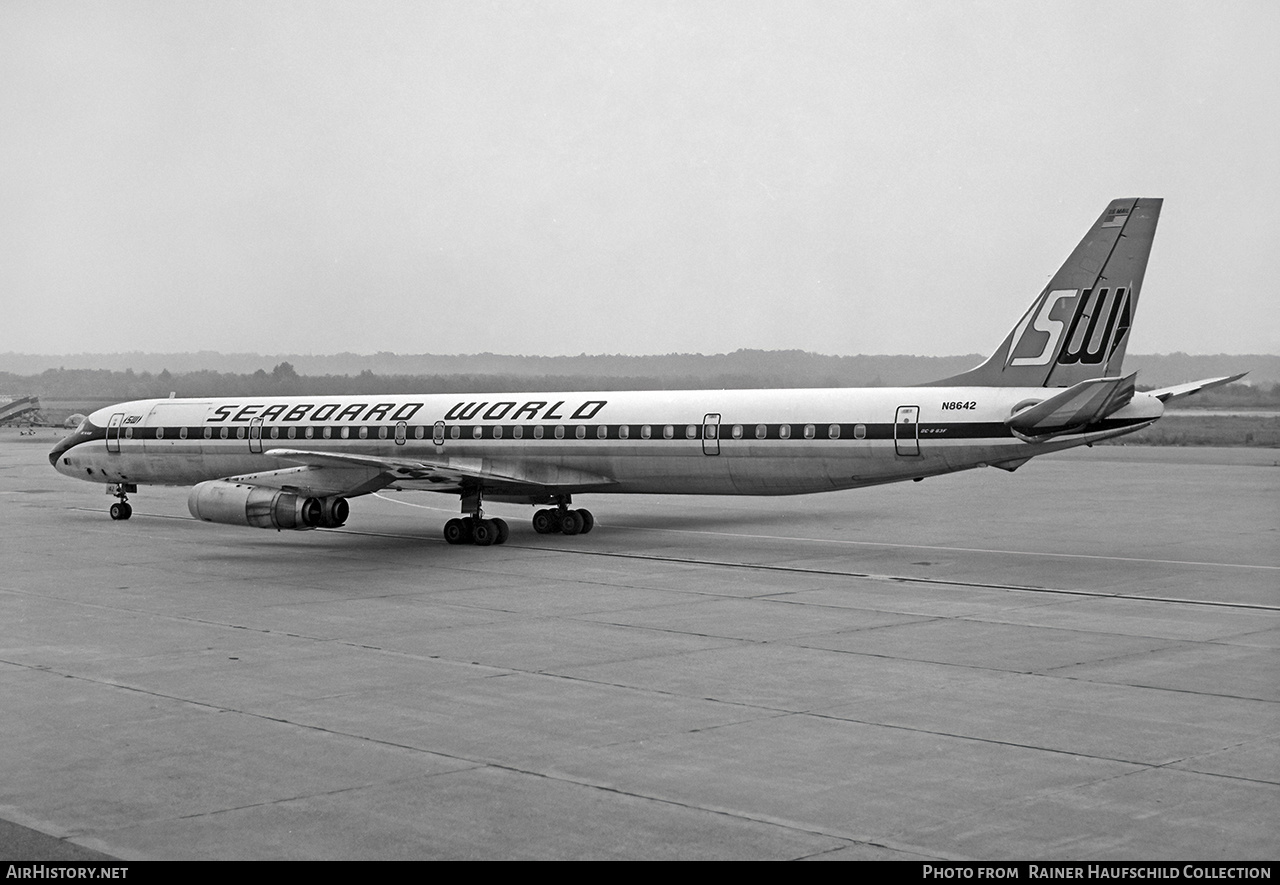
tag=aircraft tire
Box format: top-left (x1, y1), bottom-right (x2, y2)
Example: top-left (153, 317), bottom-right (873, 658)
top-left (576, 509), bottom-right (594, 534)
top-left (472, 519), bottom-right (497, 547)
top-left (532, 509), bottom-right (555, 534)
top-left (443, 518), bottom-right (468, 545)
top-left (109, 502), bottom-right (132, 521)
top-left (560, 510), bottom-right (582, 536)
top-left (492, 518), bottom-right (509, 545)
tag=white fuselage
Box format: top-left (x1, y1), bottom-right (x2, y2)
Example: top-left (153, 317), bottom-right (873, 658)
top-left (51, 386), bottom-right (1163, 499)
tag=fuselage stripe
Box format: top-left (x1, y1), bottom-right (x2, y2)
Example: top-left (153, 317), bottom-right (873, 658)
top-left (61, 416), bottom-right (1153, 455)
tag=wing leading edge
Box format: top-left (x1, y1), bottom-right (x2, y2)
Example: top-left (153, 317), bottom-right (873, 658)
top-left (231, 448), bottom-right (618, 499)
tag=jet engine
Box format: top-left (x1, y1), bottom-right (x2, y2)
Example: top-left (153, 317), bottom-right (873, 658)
top-left (187, 481), bottom-right (348, 530)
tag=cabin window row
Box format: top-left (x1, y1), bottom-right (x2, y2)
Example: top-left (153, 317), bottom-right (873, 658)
top-left (143, 425), bottom-right (404, 441)
top-left (127, 422), bottom-right (873, 442)
top-left (443, 423), bottom-right (869, 441)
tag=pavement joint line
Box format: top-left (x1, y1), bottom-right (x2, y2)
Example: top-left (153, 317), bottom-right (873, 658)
top-left (1047, 671), bottom-right (1280, 705)
top-left (23, 644), bottom-right (1254, 790)
top-left (598, 521), bottom-right (1280, 572)
top-left (496, 545), bottom-right (1280, 612)
top-left (0, 662), bottom-right (936, 856)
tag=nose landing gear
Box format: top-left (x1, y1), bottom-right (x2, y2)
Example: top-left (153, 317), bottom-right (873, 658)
top-left (106, 483), bottom-right (136, 520)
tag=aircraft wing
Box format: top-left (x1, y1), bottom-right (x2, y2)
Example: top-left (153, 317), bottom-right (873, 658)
top-left (1146, 372), bottom-right (1248, 404)
top-left (231, 448), bottom-right (617, 498)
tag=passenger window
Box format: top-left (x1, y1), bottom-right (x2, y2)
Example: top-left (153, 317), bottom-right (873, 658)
top-left (779, 425), bottom-right (791, 439)
top-left (731, 424), bottom-right (743, 439)
top-left (204, 427), bottom-right (212, 440)
top-left (270, 427), bottom-right (279, 439)
top-left (854, 424), bottom-right (866, 440)
top-left (341, 427), bottom-right (350, 439)
top-left (575, 426), bottom-right (586, 439)
top-left (663, 425), bottom-right (674, 440)
top-left (180, 427), bottom-right (188, 440)
top-left (450, 426), bottom-right (460, 440)
top-left (755, 424), bottom-right (767, 439)
top-left (803, 424), bottom-right (815, 439)
top-left (534, 426), bottom-right (544, 439)
top-left (358, 427), bottom-right (367, 439)
top-left (156, 427), bottom-right (164, 439)
top-left (378, 426), bottom-right (387, 439)
top-left (286, 427), bottom-right (295, 439)
top-left (472, 426), bottom-right (483, 439)
top-left (685, 424), bottom-right (697, 439)
top-left (305, 427), bottom-right (313, 439)
top-left (619, 425), bottom-right (629, 440)
top-left (512, 425), bottom-right (523, 439)
top-left (828, 424), bottom-right (841, 439)
top-left (322, 427), bottom-right (331, 439)
top-left (554, 426), bottom-right (564, 440)
top-left (493, 425), bottom-right (503, 439)
top-left (641, 425), bottom-right (651, 439)
top-left (597, 425), bottom-right (607, 439)
top-left (221, 427), bottom-right (230, 439)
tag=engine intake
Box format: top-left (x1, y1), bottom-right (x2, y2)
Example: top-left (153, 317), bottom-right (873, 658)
top-left (187, 481), bottom-right (346, 530)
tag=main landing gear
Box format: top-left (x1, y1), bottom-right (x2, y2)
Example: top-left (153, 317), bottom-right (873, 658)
top-left (107, 483), bottom-right (136, 521)
top-left (444, 486), bottom-right (510, 547)
top-left (532, 504), bottom-right (594, 536)
top-left (443, 515), bottom-right (510, 547)
top-left (444, 490), bottom-right (595, 546)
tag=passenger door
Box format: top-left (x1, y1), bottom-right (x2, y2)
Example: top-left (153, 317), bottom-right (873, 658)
top-left (894, 406), bottom-right (920, 456)
top-left (105, 413), bottom-right (124, 454)
top-left (702, 413), bottom-right (721, 455)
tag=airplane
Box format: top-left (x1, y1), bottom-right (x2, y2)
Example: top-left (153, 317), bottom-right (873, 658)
top-left (49, 198), bottom-right (1243, 545)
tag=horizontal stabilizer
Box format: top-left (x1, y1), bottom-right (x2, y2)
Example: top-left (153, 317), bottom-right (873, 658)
top-left (1147, 372), bottom-right (1248, 404)
top-left (1005, 373), bottom-right (1137, 439)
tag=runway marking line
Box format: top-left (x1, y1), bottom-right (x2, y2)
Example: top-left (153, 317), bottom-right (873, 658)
top-left (72, 503), bottom-right (1280, 612)
top-left (366, 493), bottom-right (1280, 573)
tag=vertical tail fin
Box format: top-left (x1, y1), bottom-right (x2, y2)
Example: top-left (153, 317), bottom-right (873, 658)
top-left (930, 197), bottom-right (1162, 388)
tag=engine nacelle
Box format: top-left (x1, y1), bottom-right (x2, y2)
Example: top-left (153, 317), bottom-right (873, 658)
top-left (188, 481), bottom-right (324, 530)
top-left (320, 495), bottom-right (349, 528)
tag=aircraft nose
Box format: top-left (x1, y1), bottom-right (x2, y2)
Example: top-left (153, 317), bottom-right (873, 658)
top-left (49, 428), bottom-right (83, 468)
top-left (49, 438), bottom-right (69, 467)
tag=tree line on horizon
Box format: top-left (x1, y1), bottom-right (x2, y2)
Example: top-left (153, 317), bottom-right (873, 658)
top-left (4, 362), bottom-right (1278, 409)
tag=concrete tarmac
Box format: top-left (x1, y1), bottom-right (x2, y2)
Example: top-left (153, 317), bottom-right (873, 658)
top-left (2, 431), bottom-right (1277, 860)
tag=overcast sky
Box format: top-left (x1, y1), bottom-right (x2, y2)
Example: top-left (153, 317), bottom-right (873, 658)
top-left (3, 1), bottom-right (1277, 359)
